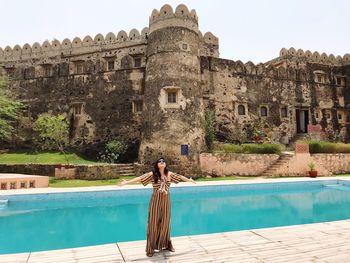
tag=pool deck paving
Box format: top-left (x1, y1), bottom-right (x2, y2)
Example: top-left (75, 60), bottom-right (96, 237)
top-left (1, 176), bottom-right (350, 262)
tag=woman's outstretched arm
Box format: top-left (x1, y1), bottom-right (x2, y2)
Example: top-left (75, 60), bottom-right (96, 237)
top-left (117, 176), bottom-right (141, 186)
top-left (117, 172), bottom-right (153, 186)
top-left (171, 172), bottom-right (196, 184)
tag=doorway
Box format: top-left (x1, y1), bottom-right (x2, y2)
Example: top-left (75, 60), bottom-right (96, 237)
top-left (296, 109), bottom-right (309, 133)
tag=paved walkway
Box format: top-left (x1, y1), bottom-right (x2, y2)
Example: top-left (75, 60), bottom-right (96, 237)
top-left (1, 220), bottom-right (350, 263)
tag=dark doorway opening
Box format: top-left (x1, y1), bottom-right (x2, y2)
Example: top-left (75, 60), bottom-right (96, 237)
top-left (296, 109), bottom-right (309, 133)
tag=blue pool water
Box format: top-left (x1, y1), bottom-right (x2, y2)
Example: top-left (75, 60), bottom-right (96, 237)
top-left (1, 180), bottom-right (350, 254)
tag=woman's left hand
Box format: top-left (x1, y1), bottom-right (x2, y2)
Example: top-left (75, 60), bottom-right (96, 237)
top-left (189, 177), bottom-right (196, 184)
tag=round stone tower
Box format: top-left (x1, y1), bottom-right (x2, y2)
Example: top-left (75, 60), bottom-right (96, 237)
top-left (139, 4), bottom-right (205, 175)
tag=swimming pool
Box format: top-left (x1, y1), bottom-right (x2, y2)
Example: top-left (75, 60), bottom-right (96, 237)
top-left (1, 179), bottom-right (350, 254)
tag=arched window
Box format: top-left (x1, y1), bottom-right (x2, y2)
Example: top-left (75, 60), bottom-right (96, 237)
top-left (238, 105), bottom-right (245, 115)
top-left (260, 106), bottom-right (268, 117)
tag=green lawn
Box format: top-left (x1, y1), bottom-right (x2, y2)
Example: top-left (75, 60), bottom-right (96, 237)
top-left (49, 176), bottom-right (135, 187)
top-left (0, 151), bottom-right (98, 164)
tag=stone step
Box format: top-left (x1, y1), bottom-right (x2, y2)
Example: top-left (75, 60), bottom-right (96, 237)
top-left (260, 153), bottom-right (295, 176)
top-left (114, 164), bottom-right (134, 167)
top-left (118, 166), bottom-right (134, 170)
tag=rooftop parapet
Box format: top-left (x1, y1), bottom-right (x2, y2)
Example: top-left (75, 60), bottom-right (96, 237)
top-left (0, 28), bottom-right (149, 62)
top-left (279, 47), bottom-right (350, 65)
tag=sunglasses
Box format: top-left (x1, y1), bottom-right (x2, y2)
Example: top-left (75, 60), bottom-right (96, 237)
top-left (157, 160), bottom-right (166, 163)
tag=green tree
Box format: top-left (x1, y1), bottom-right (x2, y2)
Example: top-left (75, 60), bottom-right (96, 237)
top-left (99, 139), bottom-right (127, 163)
top-left (33, 114), bottom-right (70, 163)
top-left (205, 109), bottom-right (216, 151)
top-left (0, 76), bottom-right (23, 141)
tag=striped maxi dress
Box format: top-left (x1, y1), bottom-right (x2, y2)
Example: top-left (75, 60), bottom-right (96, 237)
top-left (140, 171), bottom-right (183, 254)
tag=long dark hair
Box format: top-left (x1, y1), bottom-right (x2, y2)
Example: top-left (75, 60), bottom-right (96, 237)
top-left (152, 157), bottom-right (169, 183)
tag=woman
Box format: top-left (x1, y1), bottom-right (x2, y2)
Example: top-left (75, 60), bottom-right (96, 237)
top-left (118, 157), bottom-right (196, 257)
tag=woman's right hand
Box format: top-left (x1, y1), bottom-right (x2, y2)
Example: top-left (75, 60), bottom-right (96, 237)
top-left (117, 179), bottom-right (127, 187)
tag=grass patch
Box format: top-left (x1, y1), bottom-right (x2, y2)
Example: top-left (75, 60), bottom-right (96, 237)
top-left (0, 151), bottom-right (98, 164)
top-left (213, 143), bottom-right (282, 154)
top-left (298, 141), bottom-right (350, 153)
top-left (49, 176), bottom-right (137, 188)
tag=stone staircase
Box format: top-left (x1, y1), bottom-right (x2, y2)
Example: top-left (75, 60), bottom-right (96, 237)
top-left (116, 163), bottom-right (135, 176)
top-left (260, 152), bottom-right (294, 177)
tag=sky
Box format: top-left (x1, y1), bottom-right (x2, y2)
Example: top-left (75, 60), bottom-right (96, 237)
top-left (0, 0), bottom-right (349, 63)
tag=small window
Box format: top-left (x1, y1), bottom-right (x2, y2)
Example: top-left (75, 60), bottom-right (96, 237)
top-left (107, 61), bottom-right (114, 71)
top-left (73, 103), bottom-right (83, 115)
top-left (260, 106), bottom-right (268, 117)
top-left (281, 107), bottom-right (288, 118)
top-left (167, 91), bottom-right (177, 103)
top-left (315, 112), bottom-right (319, 119)
top-left (338, 114), bottom-right (342, 120)
top-left (314, 72), bottom-right (326, 84)
top-left (43, 65), bottom-right (51, 77)
top-left (325, 113), bottom-right (331, 119)
top-left (134, 58), bottom-right (141, 68)
top-left (6, 68), bottom-right (15, 78)
top-left (23, 68), bottom-right (29, 79)
top-left (238, 105), bottom-right (246, 115)
top-left (133, 101), bottom-right (143, 113)
top-left (182, 43), bottom-right (188, 50)
top-left (45, 67), bottom-right (51, 77)
top-left (347, 113), bottom-right (350, 123)
top-left (76, 63), bottom-right (84, 74)
top-left (336, 76), bottom-right (346, 86)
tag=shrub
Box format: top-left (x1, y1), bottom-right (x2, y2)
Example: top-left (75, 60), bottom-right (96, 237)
top-left (213, 143), bottom-right (244, 153)
top-left (213, 143), bottom-right (282, 154)
top-left (304, 141), bottom-right (350, 153)
top-left (242, 143), bottom-right (282, 154)
top-left (99, 139), bottom-right (127, 163)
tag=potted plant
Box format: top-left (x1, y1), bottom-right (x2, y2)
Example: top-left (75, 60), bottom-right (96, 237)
top-left (308, 161), bottom-right (317, 178)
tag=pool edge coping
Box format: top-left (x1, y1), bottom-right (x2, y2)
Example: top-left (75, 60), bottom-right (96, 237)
top-left (1, 176), bottom-right (350, 196)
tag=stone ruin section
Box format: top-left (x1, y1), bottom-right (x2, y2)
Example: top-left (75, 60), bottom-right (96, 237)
top-left (0, 28), bottom-right (150, 159)
top-left (0, 4), bottom-right (219, 170)
top-left (201, 47), bottom-right (350, 144)
top-left (0, 3), bottom-right (349, 174)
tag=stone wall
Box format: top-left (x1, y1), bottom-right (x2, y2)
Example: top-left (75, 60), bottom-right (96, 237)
top-left (201, 55), bottom-right (350, 144)
top-left (272, 153), bottom-right (331, 176)
top-left (200, 152), bottom-right (350, 177)
top-left (0, 164), bottom-right (126, 180)
top-left (312, 154), bottom-right (350, 174)
top-left (200, 153), bottom-right (279, 176)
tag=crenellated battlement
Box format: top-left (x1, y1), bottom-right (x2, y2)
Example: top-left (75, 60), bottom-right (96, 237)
top-left (149, 4), bottom-right (198, 25)
top-left (0, 28), bottom-right (149, 62)
top-left (279, 47), bottom-right (350, 65)
top-left (148, 4), bottom-right (199, 34)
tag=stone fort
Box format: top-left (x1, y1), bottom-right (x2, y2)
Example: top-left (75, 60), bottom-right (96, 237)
top-left (0, 4), bottom-right (349, 175)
